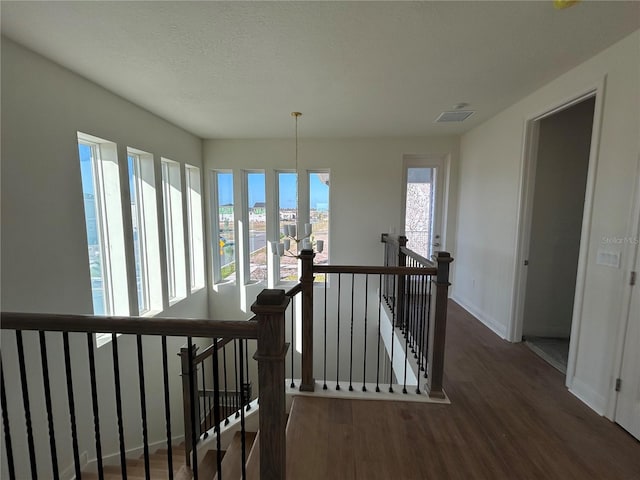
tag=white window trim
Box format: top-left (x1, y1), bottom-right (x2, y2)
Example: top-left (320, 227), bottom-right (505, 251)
top-left (186, 165), bottom-right (205, 292)
top-left (243, 170), bottom-right (268, 285)
top-left (78, 132), bottom-right (129, 348)
top-left (161, 158), bottom-right (187, 305)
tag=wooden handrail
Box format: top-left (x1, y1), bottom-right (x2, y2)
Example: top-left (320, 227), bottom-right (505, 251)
top-left (314, 265), bottom-right (437, 275)
top-left (285, 283), bottom-right (303, 297)
top-left (382, 232), bottom-right (437, 267)
top-left (191, 336), bottom-right (236, 365)
top-left (2, 295), bottom-right (287, 479)
top-left (0, 312), bottom-right (258, 339)
top-left (399, 247), bottom-right (436, 268)
top-left (381, 232), bottom-right (404, 247)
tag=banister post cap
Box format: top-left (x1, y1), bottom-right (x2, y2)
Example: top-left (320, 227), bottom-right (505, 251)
top-left (251, 289), bottom-right (290, 314)
top-left (256, 289), bottom-right (286, 305)
top-left (435, 251), bottom-right (454, 263)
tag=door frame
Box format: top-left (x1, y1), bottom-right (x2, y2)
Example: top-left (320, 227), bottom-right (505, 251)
top-left (400, 153), bottom-right (451, 255)
top-left (509, 77), bottom-right (606, 392)
top-left (608, 151), bottom-right (640, 420)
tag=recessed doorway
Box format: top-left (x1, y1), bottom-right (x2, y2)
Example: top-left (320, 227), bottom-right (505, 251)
top-left (518, 96), bottom-right (597, 374)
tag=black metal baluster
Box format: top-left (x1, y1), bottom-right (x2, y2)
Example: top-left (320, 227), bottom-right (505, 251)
top-left (111, 333), bottom-right (127, 479)
top-left (62, 333), bottom-right (81, 480)
top-left (323, 275), bottom-right (328, 390)
top-left (424, 276), bottom-right (433, 379)
top-left (233, 340), bottom-right (240, 418)
top-left (410, 265), bottom-right (416, 352)
top-left (187, 338), bottom-right (199, 480)
top-left (416, 268), bottom-right (421, 347)
top-left (362, 275), bottom-right (369, 392)
top-left (290, 296), bottom-right (295, 388)
top-left (416, 274), bottom-right (426, 395)
top-left (391, 271), bottom-right (397, 321)
top-left (39, 331), bottom-right (59, 479)
top-left (404, 262), bottom-right (410, 337)
top-left (238, 340), bottom-right (247, 480)
top-left (86, 333), bottom-right (104, 480)
top-left (335, 274), bottom-right (341, 390)
top-left (376, 275), bottom-right (382, 393)
top-left (16, 331), bottom-right (38, 479)
top-left (212, 340), bottom-right (223, 478)
top-left (222, 343), bottom-right (230, 425)
top-left (1, 356), bottom-right (16, 480)
top-left (201, 360), bottom-right (208, 438)
top-left (135, 335), bottom-right (150, 480)
top-left (244, 339), bottom-right (251, 412)
top-left (349, 273), bottom-right (355, 391)
top-left (405, 259), bottom-right (418, 344)
top-left (389, 275), bottom-right (396, 393)
top-left (403, 276), bottom-right (411, 394)
top-left (161, 336), bottom-right (173, 480)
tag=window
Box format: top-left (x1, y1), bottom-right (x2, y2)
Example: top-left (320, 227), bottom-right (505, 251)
top-left (277, 171), bottom-right (298, 282)
top-left (127, 149), bottom-right (162, 314)
top-left (309, 171), bottom-right (330, 276)
top-left (404, 167), bottom-right (436, 258)
top-left (186, 165), bottom-right (205, 291)
top-left (211, 171), bottom-right (236, 283)
top-left (245, 171), bottom-right (267, 283)
top-left (161, 158), bottom-right (187, 303)
top-left (78, 133), bottom-right (129, 330)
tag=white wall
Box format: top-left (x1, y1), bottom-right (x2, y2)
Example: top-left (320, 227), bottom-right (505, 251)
top-left (453, 30), bottom-right (640, 414)
top-left (1, 38), bottom-right (207, 479)
top-left (203, 136), bottom-right (459, 320)
top-left (523, 97), bottom-right (595, 339)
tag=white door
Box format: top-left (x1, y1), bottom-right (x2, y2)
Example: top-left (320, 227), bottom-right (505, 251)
top-left (402, 155), bottom-right (446, 258)
top-left (615, 244), bottom-right (640, 440)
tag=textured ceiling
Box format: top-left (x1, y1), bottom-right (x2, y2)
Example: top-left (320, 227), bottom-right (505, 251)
top-left (1, 1), bottom-right (639, 138)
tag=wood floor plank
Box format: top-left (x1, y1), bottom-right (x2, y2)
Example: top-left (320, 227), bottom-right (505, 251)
top-left (213, 431), bottom-right (257, 480)
top-left (286, 300), bottom-right (640, 480)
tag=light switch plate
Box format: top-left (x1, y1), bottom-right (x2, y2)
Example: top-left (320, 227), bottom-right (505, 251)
top-left (596, 248), bottom-right (621, 268)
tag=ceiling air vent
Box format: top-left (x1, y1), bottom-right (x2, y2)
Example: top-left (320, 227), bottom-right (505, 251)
top-left (435, 110), bottom-right (475, 123)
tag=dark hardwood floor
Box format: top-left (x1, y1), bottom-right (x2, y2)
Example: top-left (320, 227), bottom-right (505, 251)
top-left (286, 300), bottom-right (640, 479)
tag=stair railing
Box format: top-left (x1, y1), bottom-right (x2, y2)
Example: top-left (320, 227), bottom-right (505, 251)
top-left (0, 289), bottom-right (289, 480)
top-left (291, 237), bottom-right (452, 399)
top-left (178, 336), bottom-right (253, 470)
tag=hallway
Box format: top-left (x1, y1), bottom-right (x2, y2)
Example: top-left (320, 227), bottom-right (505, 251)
top-left (285, 301), bottom-right (640, 479)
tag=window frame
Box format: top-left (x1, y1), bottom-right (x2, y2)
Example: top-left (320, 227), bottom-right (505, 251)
top-left (308, 169), bottom-right (330, 281)
top-left (243, 170), bottom-right (268, 285)
top-left (78, 132), bottom-right (129, 347)
top-left (210, 170), bottom-right (236, 285)
top-left (275, 170), bottom-right (299, 284)
top-left (128, 152), bottom-right (151, 313)
top-left (161, 158), bottom-right (187, 304)
top-left (186, 164), bottom-right (205, 291)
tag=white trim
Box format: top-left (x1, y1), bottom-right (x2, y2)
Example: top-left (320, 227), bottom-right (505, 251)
top-left (286, 381), bottom-right (450, 404)
top-left (379, 305), bottom-right (420, 386)
top-left (509, 78), bottom-right (607, 396)
top-left (79, 435), bottom-right (184, 477)
top-left (569, 377), bottom-right (607, 416)
top-left (401, 153), bottom-right (450, 255)
top-left (61, 451), bottom-right (88, 480)
top-left (608, 151), bottom-right (640, 420)
top-left (451, 294), bottom-right (509, 339)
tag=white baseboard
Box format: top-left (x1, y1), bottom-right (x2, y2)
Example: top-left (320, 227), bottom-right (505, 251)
top-left (60, 451), bottom-right (88, 480)
top-left (569, 376), bottom-right (607, 416)
top-left (80, 434), bottom-right (185, 475)
top-left (451, 294), bottom-right (509, 339)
